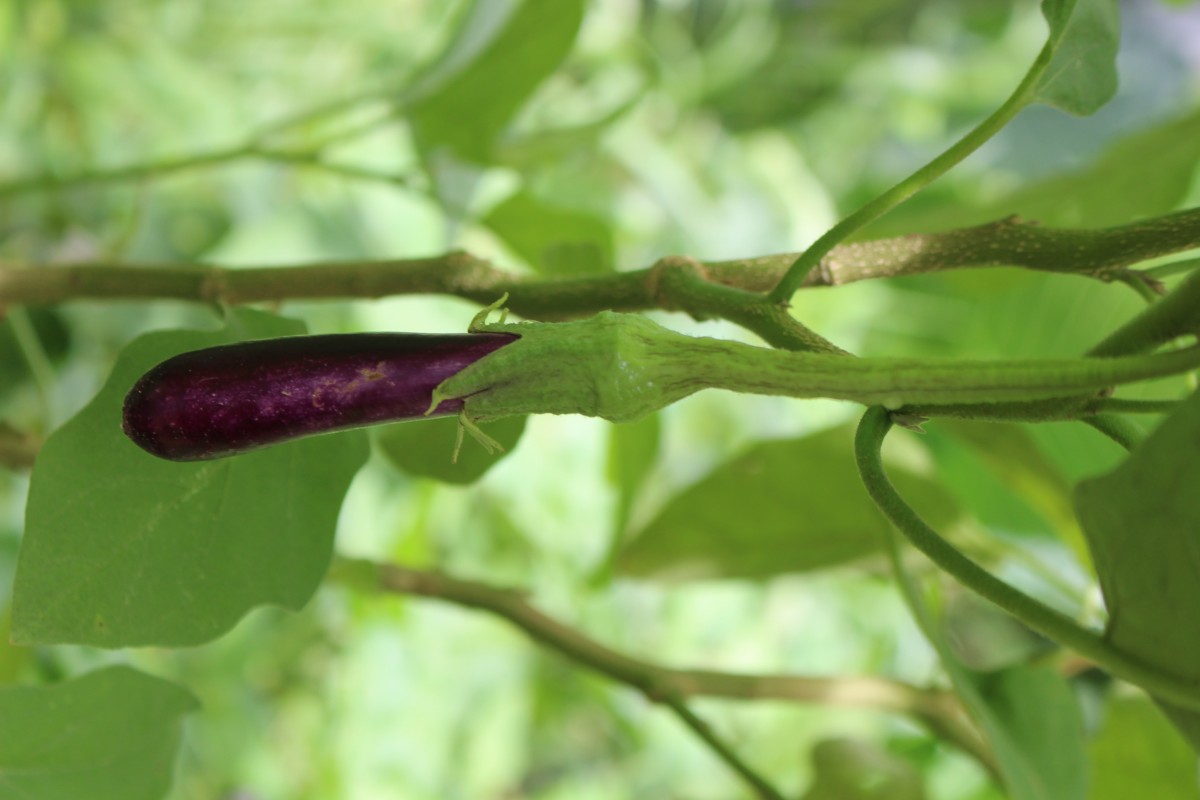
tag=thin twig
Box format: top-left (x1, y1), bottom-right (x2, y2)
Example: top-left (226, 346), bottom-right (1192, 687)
top-left (662, 697), bottom-right (786, 800)
top-left (326, 557), bottom-right (995, 776)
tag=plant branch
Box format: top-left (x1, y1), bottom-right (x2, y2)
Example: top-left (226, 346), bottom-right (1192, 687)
top-left (0, 92), bottom-right (405, 199)
top-left (0, 145), bottom-right (257, 199)
top-left (326, 557), bottom-right (994, 775)
top-left (3, 209), bottom-right (1198, 324)
top-left (855, 407), bottom-right (1200, 713)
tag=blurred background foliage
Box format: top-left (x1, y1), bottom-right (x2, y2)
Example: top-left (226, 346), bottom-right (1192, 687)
top-left (1, 0), bottom-right (1199, 798)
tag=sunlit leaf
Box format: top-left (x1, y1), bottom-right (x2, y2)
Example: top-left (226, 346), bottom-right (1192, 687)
top-left (12, 309), bottom-right (369, 647)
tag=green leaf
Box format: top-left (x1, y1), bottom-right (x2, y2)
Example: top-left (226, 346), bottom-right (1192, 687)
top-left (930, 420), bottom-right (1090, 562)
top-left (408, 0), bottom-right (585, 164)
top-left (12, 309), bottom-right (369, 647)
top-left (800, 738), bottom-right (926, 800)
top-left (485, 190), bottom-right (614, 276)
top-left (1089, 694), bottom-right (1200, 800)
top-left (1031, 0), bottom-right (1119, 116)
top-left (0, 666), bottom-right (197, 800)
top-left (1074, 388), bottom-right (1200, 749)
top-left (376, 414), bottom-right (526, 485)
top-left (618, 426), bottom-right (960, 581)
top-left (984, 109), bottom-right (1200, 228)
top-left (972, 667), bottom-right (1088, 800)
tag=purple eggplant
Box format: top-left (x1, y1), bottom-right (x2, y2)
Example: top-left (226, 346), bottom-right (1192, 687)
top-left (122, 331), bottom-right (517, 461)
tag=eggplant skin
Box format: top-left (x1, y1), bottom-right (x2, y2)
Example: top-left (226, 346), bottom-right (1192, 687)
top-left (122, 332), bottom-right (517, 461)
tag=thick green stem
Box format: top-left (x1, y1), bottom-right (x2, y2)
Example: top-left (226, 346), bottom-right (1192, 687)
top-left (443, 311), bottom-right (1200, 423)
top-left (854, 407), bottom-right (1200, 712)
top-left (690, 343), bottom-right (1200, 408)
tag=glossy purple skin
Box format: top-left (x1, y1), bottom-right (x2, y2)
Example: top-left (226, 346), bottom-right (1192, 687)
top-left (122, 332), bottom-right (517, 461)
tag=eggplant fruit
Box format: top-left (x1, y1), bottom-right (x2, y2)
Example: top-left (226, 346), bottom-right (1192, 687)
top-left (122, 332), bottom-right (517, 461)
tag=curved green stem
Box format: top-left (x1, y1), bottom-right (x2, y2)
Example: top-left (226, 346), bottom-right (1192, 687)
top-left (767, 18), bottom-right (1058, 303)
top-left (854, 407), bottom-right (1200, 712)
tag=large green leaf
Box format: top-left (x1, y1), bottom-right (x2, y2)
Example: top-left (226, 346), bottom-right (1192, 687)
top-left (408, 0), bottom-right (585, 164)
top-left (0, 666), bottom-right (197, 800)
top-left (12, 310), bottom-right (369, 647)
top-left (376, 414), bottom-right (526, 485)
top-left (1074, 388), bottom-right (1200, 749)
top-left (1089, 694), bottom-right (1200, 800)
top-left (1031, 0), bottom-right (1119, 116)
top-left (617, 426), bottom-right (960, 580)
